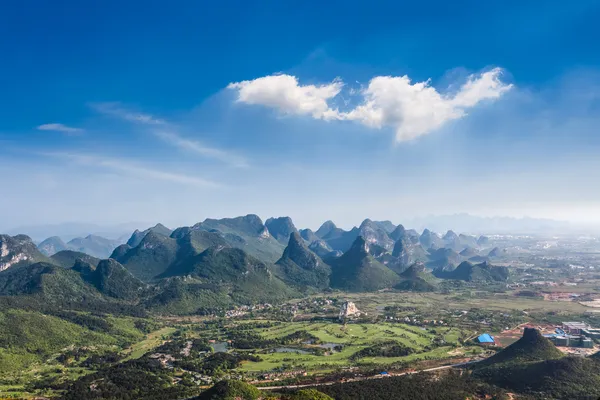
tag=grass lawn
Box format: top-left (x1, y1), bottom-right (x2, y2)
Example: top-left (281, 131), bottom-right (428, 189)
top-left (121, 326), bottom-right (177, 361)
top-left (234, 321), bottom-right (471, 373)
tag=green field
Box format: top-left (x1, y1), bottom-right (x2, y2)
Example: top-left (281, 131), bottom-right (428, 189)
top-left (226, 321), bottom-right (476, 373)
top-left (122, 326), bottom-right (178, 361)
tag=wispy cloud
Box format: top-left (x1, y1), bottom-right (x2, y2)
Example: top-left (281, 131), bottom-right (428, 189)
top-left (37, 123), bottom-right (84, 134)
top-left (228, 68), bottom-right (513, 142)
top-left (154, 131), bottom-right (249, 168)
top-left (40, 151), bottom-right (222, 188)
top-left (91, 102), bottom-right (249, 167)
top-left (90, 102), bottom-right (167, 125)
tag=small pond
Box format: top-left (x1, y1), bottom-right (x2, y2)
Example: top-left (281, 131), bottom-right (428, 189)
top-left (273, 347), bottom-right (311, 354)
top-left (212, 342), bottom-right (229, 353)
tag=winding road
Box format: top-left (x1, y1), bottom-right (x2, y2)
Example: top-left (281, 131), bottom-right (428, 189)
top-left (258, 360), bottom-right (479, 391)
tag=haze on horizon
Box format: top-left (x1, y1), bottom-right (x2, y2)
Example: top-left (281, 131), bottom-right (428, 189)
top-left (1, 1), bottom-right (600, 233)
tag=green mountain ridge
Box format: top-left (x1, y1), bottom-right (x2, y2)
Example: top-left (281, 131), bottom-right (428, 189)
top-left (50, 250), bottom-right (101, 268)
top-left (394, 263), bottom-right (437, 292)
top-left (475, 356), bottom-right (600, 399)
top-left (0, 257), bottom-right (145, 305)
top-left (127, 223), bottom-right (173, 247)
top-left (315, 220), bottom-right (360, 252)
top-left (0, 262), bottom-right (107, 307)
top-left (90, 259), bottom-right (147, 300)
top-left (434, 261), bottom-right (509, 282)
top-left (193, 214), bottom-right (285, 263)
top-left (273, 232), bottom-right (331, 290)
top-left (473, 328), bottom-right (600, 399)
top-left (329, 236), bottom-right (401, 291)
top-left (149, 245), bottom-right (299, 313)
top-left (0, 217), bottom-right (508, 319)
top-left (111, 231), bottom-right (180, 282)
top-left (163, 230), bottom-right (230, 278)
top-left (113, 230), bottom-right (233, 282)
top-left (425, 247), bottom-right (462, 269)
top-left (478, 327), bottom-right (563, 366)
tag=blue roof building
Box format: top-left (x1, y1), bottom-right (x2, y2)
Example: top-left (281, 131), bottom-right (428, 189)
top-left (477, 333), bottom-right (495, 344)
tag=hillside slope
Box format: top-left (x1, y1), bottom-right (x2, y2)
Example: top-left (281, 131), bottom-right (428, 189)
top-left (50, 250), bottom-right (100, 268)
top-left (273, 232), bottom-right (331, 289)
top-left (394, 263), bottom-right (436, 292)
top-left (478, 328), bottom-right (563, 366)
top-left (474, 329), bottom-right (600, 399)
top-left (66, 234), bottom-right (122, 258)
top-left (1, 234), bottom-right (51, 272)
top-left (193, 214), bottom-right (285, 263)
top-left (127, 223), bottom-right (172, 247)
top-left (434, 261), bottom-right (509, 282)
top-left (330, 236), bottom-right (400, 291)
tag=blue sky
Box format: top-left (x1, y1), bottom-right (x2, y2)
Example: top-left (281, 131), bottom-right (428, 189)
top-left (1, 0), bottom-right (600, 231)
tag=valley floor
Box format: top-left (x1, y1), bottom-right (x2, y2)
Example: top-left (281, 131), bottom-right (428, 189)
top-left (2, 288), bottom-right (600, 399)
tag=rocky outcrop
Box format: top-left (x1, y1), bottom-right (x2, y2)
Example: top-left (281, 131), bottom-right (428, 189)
top-left (339, 301), bottom-right (361, 321)
top-left (265, 217), bottom-right (298, 244)
top-left (0, 234), bottom-right (48, 272)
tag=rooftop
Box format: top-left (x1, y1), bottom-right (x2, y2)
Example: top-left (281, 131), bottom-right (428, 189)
top-left (477, 333), bottom-right (495, 343)
top-left (563, 322), bottom-right (588, 329)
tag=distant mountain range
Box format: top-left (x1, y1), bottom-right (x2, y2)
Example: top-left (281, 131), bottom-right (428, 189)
top-left (37, 234), bottom-right (124, 259)
top-left (0, 213), bottom-right (515, 315)
top-left (5, 222), bottom-right (146, 242)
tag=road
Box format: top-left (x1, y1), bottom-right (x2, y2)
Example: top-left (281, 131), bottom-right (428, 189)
top-left (258, 360), bottom-right (479, 391)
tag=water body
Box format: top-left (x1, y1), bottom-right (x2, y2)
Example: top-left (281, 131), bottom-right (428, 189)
top-left (302, 341), bottom-right (342, 351)
top-left (317, 342), bottom-right (342, 350)
top-left (274, 347), bottom-right (310, 354)
top-left (212, 342), bottom-right (229, 353)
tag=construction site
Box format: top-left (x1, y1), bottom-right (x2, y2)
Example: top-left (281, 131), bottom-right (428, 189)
top-left (494, 322), bottom-right (600, 356)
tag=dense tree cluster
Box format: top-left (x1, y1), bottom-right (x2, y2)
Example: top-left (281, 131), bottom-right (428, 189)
top-left (177, 352), bottom-right (262, 375)
top-left (350, 341), bottom-right (416, 360)
top-left (61, 359), bottom-right (199, 400)
top-left (307, 372), bottom-right (508, 400)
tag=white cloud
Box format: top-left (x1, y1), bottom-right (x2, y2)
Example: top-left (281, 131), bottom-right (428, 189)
top-left (228, 68), bottom-right (513, 142)
top-left (228, 74), bottom-right (343, 119)
top-left (41, 151), bottom-right (222, 188)
top-left (154, 131), bottom-right (249, 168)
top-left (451, 68), bottom-right (513, 107)
top-left (37, 123), bottom-right (83, 134)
